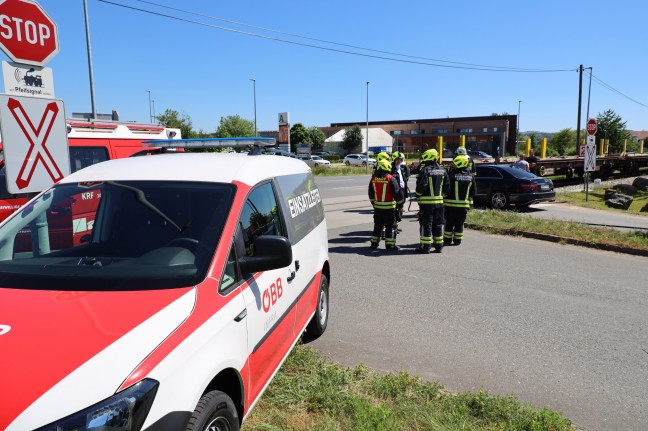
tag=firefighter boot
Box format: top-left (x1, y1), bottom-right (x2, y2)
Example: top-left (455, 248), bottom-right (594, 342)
top-left (415, 245), bottom-right (431, 254)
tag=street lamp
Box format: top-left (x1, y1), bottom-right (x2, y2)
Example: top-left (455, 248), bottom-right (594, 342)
top-left (250, 78), bottom-right (257, 135)
top-left (146, 90), bottom-right (152, 123)
top-left (366, 81), bottom-right (370, 174)
top-left (83, 0), bottom-right (97, 120)
top-left (517, 100), bottom-right (523, 155)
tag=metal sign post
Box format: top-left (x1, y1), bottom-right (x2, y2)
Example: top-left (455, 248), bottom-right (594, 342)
top-left (584, 118), bottom-right (598, 202)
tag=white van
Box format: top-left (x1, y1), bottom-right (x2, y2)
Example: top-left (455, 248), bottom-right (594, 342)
top-left (0, 145), bottom-right (330, 431)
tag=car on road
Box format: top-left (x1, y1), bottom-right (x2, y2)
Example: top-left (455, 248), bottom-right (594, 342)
top-left (313, 151), bottom-right (332, 156)
top-left (343, 154), bottom-right (376, 167)
top-left (474, 164), bottom-right (555, 209)
top-left (0, 146), bottom-right (330, 431)
top-left (302, 155), bottom-right (332, 168)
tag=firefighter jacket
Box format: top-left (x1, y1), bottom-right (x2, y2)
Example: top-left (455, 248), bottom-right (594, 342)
top-left (444, 167), bottom-right (475, 209)
top-left (369, 170), bottom-right (402, 210)
top-left (416, 161), bottom-right (449, 206)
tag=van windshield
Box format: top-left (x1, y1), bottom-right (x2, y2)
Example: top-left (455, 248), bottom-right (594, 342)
top-left (0, 181), bottom-right (235, 290)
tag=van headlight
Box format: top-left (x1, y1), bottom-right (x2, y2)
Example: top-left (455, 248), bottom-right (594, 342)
top-left (35, 379), bottom-right (158, 431)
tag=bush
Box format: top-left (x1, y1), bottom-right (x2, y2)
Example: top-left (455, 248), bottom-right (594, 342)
top-left (322, 155), bottom-right (341, 162)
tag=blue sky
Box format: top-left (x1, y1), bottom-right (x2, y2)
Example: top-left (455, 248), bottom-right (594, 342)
top-left (20, 0), bottom-right (648, 134)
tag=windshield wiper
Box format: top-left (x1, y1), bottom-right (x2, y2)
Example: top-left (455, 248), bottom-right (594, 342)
top-left (106, 181), bottom-right (188, 232)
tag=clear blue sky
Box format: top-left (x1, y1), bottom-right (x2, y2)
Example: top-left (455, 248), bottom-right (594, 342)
top-left (22, 0), bottom-right (648, 134)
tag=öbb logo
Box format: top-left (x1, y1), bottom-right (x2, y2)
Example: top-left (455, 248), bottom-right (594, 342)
top-left (262, 278), bottom-right (283, 313)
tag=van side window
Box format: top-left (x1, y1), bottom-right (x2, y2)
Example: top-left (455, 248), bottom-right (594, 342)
top-left (69, 147), bottom-right (110, 173)
top-left (220, 247), bottom-right (239, 293)
top-left (239, 182), bottom-right (285, 257)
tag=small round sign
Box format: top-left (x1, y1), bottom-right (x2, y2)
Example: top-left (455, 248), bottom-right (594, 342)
top-left (586, 118), bottom-right (597, 136)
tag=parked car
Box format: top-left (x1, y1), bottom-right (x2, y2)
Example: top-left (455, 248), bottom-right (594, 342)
top-left (474, 164), bottom-right (555, 209)
top-left (468, 150), bottom-right (493, 161)
top-left (343, 154), bottom-right (377, 167)
top-left (302, 155), bottom-right (331, 168)
top-left (263, 147), bottom-right (298, 158)
top-left (312, 151), bottom-right (331, 156)
top-left (0, 149), bottom-right (330, 431)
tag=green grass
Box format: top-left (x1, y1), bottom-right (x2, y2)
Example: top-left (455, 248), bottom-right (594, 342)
top-left (557, 188), bottom-right (648, 216)
top-left (466, 209), bottom-right (648, 250)
top-left (244, 345), bottom-right (573, 431)
top-left (312, 166), bottom-right (373, 176)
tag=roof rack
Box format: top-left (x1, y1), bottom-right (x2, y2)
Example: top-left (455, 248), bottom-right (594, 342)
top-left (141, 137), bottom-right (276, 149)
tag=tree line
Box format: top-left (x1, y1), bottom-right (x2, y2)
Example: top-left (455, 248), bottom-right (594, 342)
top-left (156, 108), bottom-right (639, 156)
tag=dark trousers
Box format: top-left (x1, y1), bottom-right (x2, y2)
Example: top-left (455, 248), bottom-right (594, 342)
top-left (418, 204), bottom-right (445, 248)
top-left (371, 208), bottom-right (396, 248)
top-left (444, 207), bottom-right (467, 244)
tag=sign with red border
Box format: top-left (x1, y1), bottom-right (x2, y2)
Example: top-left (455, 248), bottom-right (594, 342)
top-left (0, 94), bottom-right (70, 194)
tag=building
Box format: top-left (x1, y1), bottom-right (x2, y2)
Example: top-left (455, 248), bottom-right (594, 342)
top-left (323, 127), bottom-right (393, 154)
top-left (330, 115), bottom-right (518, 156)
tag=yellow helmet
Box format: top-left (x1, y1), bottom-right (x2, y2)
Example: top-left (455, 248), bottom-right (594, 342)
top-left (421, 149), bottom-right (439, 162)
top-left (376, 151), bottom-right (390, 162)
top-left (377, 159), bottom-right (392, 172)
top-left (392, 151), bottom-right (403, 161)
top-left (453, 155), bottom-right (469, 169)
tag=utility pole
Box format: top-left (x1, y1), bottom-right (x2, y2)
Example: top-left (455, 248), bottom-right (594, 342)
top-left (576, 64), bottom-right (583, 155)
top-left (83, 0), bottom-right (97, 120)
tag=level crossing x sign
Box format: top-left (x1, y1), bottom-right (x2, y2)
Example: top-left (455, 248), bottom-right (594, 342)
top-left (0, 94), bottom-right (70, 194)
top-left (584, 135), bottom-right (597, 173)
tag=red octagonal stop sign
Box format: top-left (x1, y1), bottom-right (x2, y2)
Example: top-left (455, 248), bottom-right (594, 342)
top-left (0, 0), bottom-right (59, 66)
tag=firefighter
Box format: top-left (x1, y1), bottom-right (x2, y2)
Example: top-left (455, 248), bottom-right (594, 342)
top-left (415, 149), bottom-right (449, 253)
top-left (455, 146), bottom-right (476, 176)
top-left (369, 159), bottom-right (403, 251)
top-left (444, 155), bottom-right (475, 246)
top-left (391, 151), bottom-right (409, 233)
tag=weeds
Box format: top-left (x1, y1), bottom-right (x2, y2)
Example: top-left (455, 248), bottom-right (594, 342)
top-left (244, 345), bottom-right (573, 431)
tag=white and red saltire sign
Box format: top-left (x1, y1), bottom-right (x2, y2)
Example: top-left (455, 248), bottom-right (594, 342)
top-left (0, 94), bottom-right (70, 194)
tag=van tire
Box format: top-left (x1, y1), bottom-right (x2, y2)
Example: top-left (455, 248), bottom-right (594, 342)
top-left (186, 391), bottom-right (239, 431)
top-left (304, 274), bottom-right (329, 342)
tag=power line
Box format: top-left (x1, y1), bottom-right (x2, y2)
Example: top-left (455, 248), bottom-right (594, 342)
top-left (98, 0), bottom-right (574, 73)
top-left (128, 0), bottom-right (569, 73)
top-left (587, 70), bottom-right (648, 108)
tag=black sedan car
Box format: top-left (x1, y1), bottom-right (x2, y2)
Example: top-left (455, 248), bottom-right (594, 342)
top-left (474, 164), bottom-right (555, 209)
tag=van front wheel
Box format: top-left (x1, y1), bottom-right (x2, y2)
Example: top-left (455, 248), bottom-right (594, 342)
top-left (186, 391), bottom-right (239, 431)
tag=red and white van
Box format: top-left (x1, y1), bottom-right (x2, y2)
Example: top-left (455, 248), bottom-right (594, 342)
top-left (0, 147), bottom-right (330, 430)
top-left (0, 120), bottom-right (181, 222)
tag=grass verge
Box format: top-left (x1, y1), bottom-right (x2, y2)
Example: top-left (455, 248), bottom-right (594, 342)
top-left (557, 189), bottom-right (648, 216)
top-left (244, 345), bottom-right (573, 431)
top-left (312, 166), bottom-right (372, 176)
top-left (466, 209), bottom-right (648, 251)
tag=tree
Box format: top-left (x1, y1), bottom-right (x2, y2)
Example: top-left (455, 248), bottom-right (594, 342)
top-left (595, 109), bottom-right (632, 154)
top-left (341, 125), bottom-right (363, 154)
top-left (290, 123), bottom-right (309, 152)
top-left (156, 109), bottom-right (194, 139)
top-left (308, 127), bottom-right (326, 151)
top-left (550, 128), bottom-right (577, 156)
top-left (215, 115), bottom-right (256, 138)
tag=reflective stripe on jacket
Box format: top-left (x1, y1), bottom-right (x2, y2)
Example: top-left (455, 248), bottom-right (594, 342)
top-left (369, 173), bottom-right (397, 209)
top-left (416, 162), bottom-right (449, 206)
top-left (444, 169), bottom-right (475, 208)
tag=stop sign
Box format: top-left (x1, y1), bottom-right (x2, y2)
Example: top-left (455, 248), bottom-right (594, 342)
top-left (586, 118), bottom-right (597, 136)
top-left (0, 0), bottom-right (59, 66)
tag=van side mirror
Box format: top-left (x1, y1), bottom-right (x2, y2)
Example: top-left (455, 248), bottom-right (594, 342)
top-left (239, 235), bottom-right (292, 274)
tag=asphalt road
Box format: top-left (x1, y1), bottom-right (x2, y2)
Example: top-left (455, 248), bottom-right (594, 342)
top-left (311, 174), bottom-right (648, 431)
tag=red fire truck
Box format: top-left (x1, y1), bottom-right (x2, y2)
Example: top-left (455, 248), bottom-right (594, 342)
top-left (0, 120), bottom-right (181, 223)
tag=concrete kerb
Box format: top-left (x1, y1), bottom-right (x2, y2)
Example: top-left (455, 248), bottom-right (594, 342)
top-left (465, 223), bottom-right (648, 258)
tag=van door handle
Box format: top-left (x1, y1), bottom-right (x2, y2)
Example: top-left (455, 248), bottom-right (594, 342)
top-left (287, 271), bottom-right (296, 282)
top-left (234, 309), bottom-right (247, 322)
